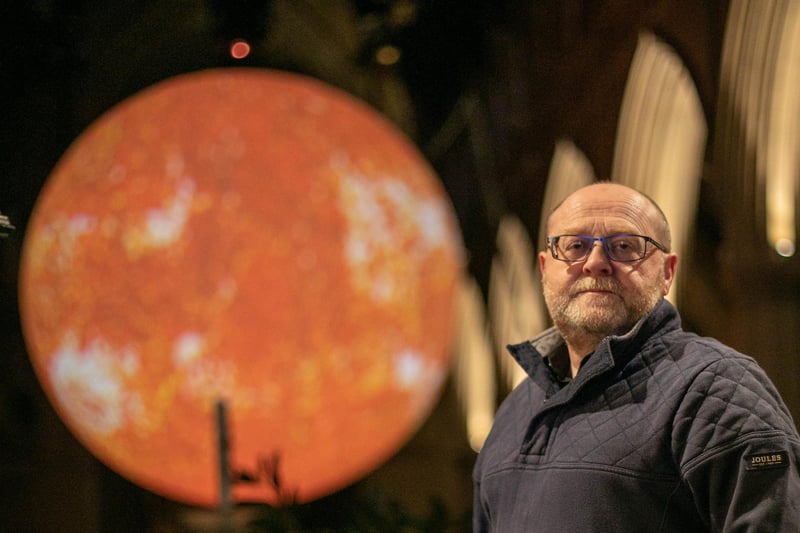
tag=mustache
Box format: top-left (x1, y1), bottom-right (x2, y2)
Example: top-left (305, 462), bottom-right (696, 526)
top-left (570, 278), bottom-right (622, 296)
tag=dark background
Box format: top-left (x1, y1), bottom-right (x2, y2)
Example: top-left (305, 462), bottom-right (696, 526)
top-left (3, 1), bottom-right (798, 531)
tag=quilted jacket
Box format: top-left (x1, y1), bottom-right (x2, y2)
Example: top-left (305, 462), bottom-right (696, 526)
top-left (473, 299), bottom-right (800, 532)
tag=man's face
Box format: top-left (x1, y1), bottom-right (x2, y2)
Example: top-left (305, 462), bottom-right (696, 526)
top-left (538, 184), bottom-right (677, 340)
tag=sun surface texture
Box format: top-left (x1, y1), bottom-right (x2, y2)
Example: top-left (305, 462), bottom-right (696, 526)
top-left (19, 68), bottom-right (464, 506)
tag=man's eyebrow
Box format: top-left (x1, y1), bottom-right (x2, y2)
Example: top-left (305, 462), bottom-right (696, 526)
top-left (551, 228), bottom-right (640, 236)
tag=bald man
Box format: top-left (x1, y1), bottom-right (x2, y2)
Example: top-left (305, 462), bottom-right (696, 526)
top-left (473, 182), bottom-right (800, 531)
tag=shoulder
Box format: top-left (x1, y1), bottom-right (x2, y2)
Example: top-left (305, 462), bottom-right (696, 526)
top-left (666, 335), bottom-right (799, 460)
top-left (661, 332), bottom-right (785, 406)
top-left (647, 328), bottom-right (759, 381)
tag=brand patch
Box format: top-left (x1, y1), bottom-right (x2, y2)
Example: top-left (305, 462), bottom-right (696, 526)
top-left (745, 451), bottom-right (789, 470)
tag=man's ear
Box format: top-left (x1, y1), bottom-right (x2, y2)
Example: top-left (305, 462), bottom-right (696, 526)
top-left (538, 250), bottom-right (547, 274)
top-left (662, 253), bottom-right (678, 296)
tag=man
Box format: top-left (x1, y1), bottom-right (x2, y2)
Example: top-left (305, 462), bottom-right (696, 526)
top-left (473, 182), bottom-right (800, 531)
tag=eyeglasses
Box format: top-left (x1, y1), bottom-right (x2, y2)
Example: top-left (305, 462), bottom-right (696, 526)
top-left (546, 234), bottom-right (669, 263)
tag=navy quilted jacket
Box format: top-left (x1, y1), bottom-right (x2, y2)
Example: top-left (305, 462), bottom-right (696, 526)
top-left (473, 299), bottom-right (800, 532)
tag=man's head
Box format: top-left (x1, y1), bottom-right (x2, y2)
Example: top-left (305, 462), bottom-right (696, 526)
top-left (538, 182), bottom-right (678, 348)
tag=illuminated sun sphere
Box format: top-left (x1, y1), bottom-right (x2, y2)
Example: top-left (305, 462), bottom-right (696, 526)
top-left (19, 68), bottom-right (464, 506)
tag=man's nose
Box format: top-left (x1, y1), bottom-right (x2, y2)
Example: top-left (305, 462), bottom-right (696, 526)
top-left (582, 240), bottom-right (613, 275)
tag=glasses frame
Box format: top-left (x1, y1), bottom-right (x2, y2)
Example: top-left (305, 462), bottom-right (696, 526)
top-left (546, 233), bottom-right (669, 263)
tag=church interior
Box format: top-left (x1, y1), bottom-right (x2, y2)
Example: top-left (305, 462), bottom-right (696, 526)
top-left (1, 0), bottom-right (798, 530)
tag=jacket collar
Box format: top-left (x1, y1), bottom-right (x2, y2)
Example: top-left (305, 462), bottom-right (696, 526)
top-left (507, 298), bottom-right (682, 383)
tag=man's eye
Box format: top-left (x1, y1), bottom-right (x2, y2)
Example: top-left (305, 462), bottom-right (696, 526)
top-left (563, 239), bottom-right (587, 251)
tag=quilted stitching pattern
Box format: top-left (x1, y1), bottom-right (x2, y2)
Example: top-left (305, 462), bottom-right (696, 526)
top-left (541, 339), bottom-right (696, 473)
top-left (476, 300), bottom-right (800, 532)
top-left (513, 308), bottom-right (795, 475)
top-left (673, 347), bottom-right (797, 466)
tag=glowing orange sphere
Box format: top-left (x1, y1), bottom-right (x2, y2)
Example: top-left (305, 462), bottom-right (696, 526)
top-left (19, 69), bottom-right (463, 506)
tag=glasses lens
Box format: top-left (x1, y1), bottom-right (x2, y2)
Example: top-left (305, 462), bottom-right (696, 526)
top-left (606, 235), bottom-right (647, 262)
top-left (556, 235), bottom-right (592, 261)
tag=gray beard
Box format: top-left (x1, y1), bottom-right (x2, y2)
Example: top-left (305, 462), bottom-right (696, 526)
top-left (543, 276), bottom-right (663, 345)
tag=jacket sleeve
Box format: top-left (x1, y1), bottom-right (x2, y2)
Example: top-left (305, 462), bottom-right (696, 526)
top-left (673, 356), bottom-right (800, 532)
